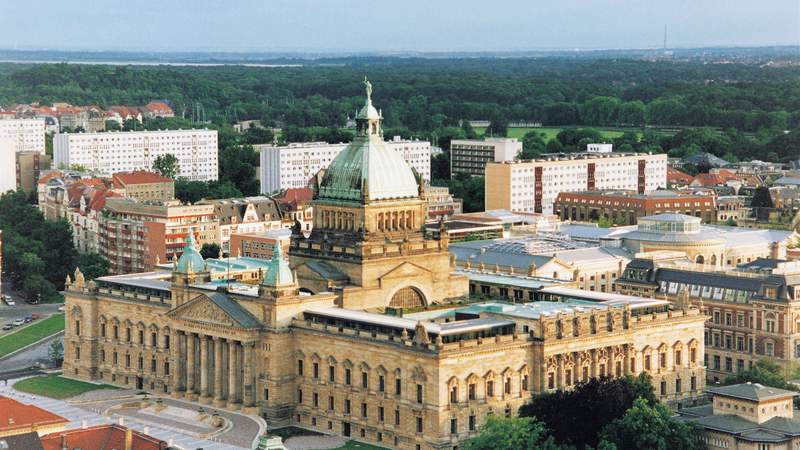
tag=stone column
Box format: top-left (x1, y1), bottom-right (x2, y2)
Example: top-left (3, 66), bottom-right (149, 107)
top-left (186, 333), bottom-right (196, 395)
top-left (171, 330), bottom-right (183, 394)
top-left (228, 340), bottom-right (240, 405)
top-left (243, 341), bottom-right (255, 407)
top-left (200, 335), bottom-right (209, 399)
top-left (213, 337), bottom-right (224, 405)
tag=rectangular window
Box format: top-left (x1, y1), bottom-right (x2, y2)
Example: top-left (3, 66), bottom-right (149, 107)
top-left (675, 379), bottom-right (681, 393)
top-left (469, 415), bottom-right (476, 431)
top-left (660, 381), bottom-right (666, 395)
top-left (468, 383), bottom-right (476, 400)
top-left (313, 362), bottom-right (319, 379)
top-left (298, 360), bottom-right (304, 376)
top-left (379, 375), bottom-right (385, 392)
top-left (313, 392), bottom-right (319, 408)
top-left (362, 372), bottom-right (368, 389)
top-left (379, 406), bottom-right (384, 422)
top-left (329, 366), bottom-right (335, 382)
top-left (345, 399), bottom-right (351, 414)
top-left (395, 408), bottom-right (400, 425)
top-left (328, 396), bottom-right (334, 410)
top-left (450, 418), bottom-right (457, 435)
top-left (416, 384), bottom-right (423, 403)
top-left (297, 389), bottom-right (303, 403)
top-left (100, 323), bottom-right (106, 338)
top-left (395, 377), bottom-right (401, 395)
top-left (361, 402), bottom-right (367, 418)
top-left (75, 320), bottom-right (81, 336)
top-left (346, 369), bottom-right (352, 385)
top-left (416, 417), bottom-right (423, 433)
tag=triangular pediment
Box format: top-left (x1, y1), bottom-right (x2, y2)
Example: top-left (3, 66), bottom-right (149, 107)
top-left (379, 261), bottom-right (431, 281)
top-left (168, 294), bottom-right (237, 327)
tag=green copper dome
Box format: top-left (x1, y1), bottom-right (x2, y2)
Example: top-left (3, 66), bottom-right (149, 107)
top-left (175, 231), bottom-right (205, 273)
top-left (262, 243), bottom-right (294, 287)
top-left (317, 78), bottom-right (419, 203)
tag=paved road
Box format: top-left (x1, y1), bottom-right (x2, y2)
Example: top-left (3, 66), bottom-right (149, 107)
top-left (0, 332), bottom-right (62, 372)
top-left (0, 280), bottom-right (63, 337)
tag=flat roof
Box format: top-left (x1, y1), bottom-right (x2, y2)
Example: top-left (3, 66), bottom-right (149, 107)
top-left (96, 272), bottom-right (171, 292)
top-left (538, 286), bottom-right (670, 309)
top-left (455, 270), bottom-right (562, 290)
top-left (304, 307), bottom-right (514, 336)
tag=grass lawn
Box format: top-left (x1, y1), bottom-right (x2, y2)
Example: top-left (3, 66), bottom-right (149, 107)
top-left (0, 314), bottom-right (65, 357)
top-left (14, 375), bottom-right (117, 399)
top-left (474, 126), bottom-right (627, 141)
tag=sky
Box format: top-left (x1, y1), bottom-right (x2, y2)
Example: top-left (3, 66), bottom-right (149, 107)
top-left (0, 0), bottom-right (798, 53)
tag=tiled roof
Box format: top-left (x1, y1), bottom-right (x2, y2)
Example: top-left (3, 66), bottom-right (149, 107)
top-left (708, 383), bottom-right (798, 402)
top-left (0, 396), bottom-right (69, 434)
top-left (40, 424), bottom-right (167, 450)
top-left (112, 171), bottom-right (173, 187)
top-left (691, 172), bottom-right (737, 187)
top-left (667, 167), bottom-right (694, 184)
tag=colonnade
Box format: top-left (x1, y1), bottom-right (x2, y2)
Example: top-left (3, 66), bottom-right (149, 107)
top-left (171, 330), bottom-right (256, 408)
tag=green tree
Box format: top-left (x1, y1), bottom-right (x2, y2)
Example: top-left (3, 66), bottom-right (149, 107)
top-left (200, 243), bottom-right (221, 259)
top-left (486, 114), bottom-right (508, 137)
top-left (435, 173), bottom-right (484, 213)
top-left (519, 374), bottom-right (657, 449)
top-left (431, 152), bottom-right (451, 181)
top-left (75, 253), bottom-right (110, 280)
top-left (725, 217), bottom-right (738, 227)
top-left (462, 416), bottom-right (561, 450)
top-left (520, 131), bottom-right (546, 160)
top-left (722, 360), bottom-right (795, 391)
top-left (599, 398), bottom-right (705, 450)
top-left (219, 144), bottom-right (259, 195)
top-left (152, 153), bottom-right (180, 179)
top-left (48, 340), bottom-right (64, 367)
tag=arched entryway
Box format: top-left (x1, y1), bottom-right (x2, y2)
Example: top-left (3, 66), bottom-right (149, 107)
top-left (389, 286), bottom-right (426, 309)
top-left (710, 254), bottom-right (717, 266)
top-left (695, 255), bottom-right (705, 264)
top-left (299, 287), bottom-right (314, 295)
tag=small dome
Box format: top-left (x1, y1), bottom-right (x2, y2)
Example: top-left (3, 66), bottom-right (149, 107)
top-left (357, 102), bottom-right (380, 121)
top-left (262, 243), bottom-right (294, 287)
top-left (175, 232), bottom-right (205, 273)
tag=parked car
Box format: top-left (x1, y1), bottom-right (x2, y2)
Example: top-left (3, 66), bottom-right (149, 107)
top-left (23, 316), bottom-right (32, 323)
top-left (12, 319), bottom-right (24, 326)
top-left (4, 296), bottom-right (15, 306)
top-left (30, 313), bottom-right (40, 320)
top-left (1, 323), bottom-right (12, 330)
top-left (57, 305), bottom-right (65, 312)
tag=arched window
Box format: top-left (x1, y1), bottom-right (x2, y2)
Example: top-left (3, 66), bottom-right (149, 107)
top-left (695, 255), bottom-right (705, 264)
top-left (389, 287), bottom-right (425, 309)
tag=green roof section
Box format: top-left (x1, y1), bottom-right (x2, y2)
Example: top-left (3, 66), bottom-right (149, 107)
top-left (175, 231), bottom-right (206, 274)
top-left (261, 243), bottom-right (295, 287)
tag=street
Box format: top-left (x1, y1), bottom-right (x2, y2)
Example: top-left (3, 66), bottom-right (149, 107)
top-left (0, 281), bottom-right (63, 337)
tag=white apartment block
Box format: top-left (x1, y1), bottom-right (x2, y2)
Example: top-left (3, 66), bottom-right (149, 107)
top-left (485, 152), bottom-right (667, 215)
top-left (0, 138), bottom-right (16, 193)
top-left (258, 136), bottom-right (430, 194)
top-left (0, 119), bottom-right (46, 154)
top-left (450, 137), bottom-right (522, 177)
top-left (53, 129), bottom-right (218, 181)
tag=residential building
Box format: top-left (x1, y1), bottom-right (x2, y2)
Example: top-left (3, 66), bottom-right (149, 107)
top-left (54, 129), bottom-right (218, 181)
top-left (554, 189), bottom-right (717, 225)
top-left (0, 118), bottom-right (46, 154)
top-left (450, 138), bottom-right (521, 177)
top-left (586, 143), bottom-right (612, 153)
top-left (198, 197), bottom-right (284, 254)
top-left (99, 198), bottom-right (217, 274)
top-left (39, 424), bottom-right (168, 450)
top-left (423, 185), bottom-right (462, 221)
top-left (111, 171), bottom-right (175, 203)
top-left (257, 136), bottom-right (430, 194)
top-left (485, 152), bottom-right (668, 215)
top-left (0, 137), bottom-right (15, 193)
top-left (616, 253), bottom-right (800, 382)
top-left (666, 167), bottom-right (694, 187)
top-left (680, 383), bottom-right (800, 450)
top-left (143, 101), bottom-right (175, 119)
top-left (16, 151), bottom-right (51, 197)
top-left (63, 84), bottom-right (706, 450)
top-left (717, 196), bottom-right (749, 224)
top-left (230, 229), bottom-right (292, 260)
top-left (272, 188), bottom-right (314, 233)
top-left (0, 396), bottom-right (68, 438)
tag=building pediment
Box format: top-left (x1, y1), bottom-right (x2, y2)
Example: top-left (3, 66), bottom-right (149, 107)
top-left (379, 261), bottom-right (431, 282)
top-left (168, 292), bottom-right (263, 329)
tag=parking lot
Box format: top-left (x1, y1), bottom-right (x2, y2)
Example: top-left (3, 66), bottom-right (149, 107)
top-left (0, 283), bottom-right (63, 337)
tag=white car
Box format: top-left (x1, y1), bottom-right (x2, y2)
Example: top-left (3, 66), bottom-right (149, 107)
top-left (4, 297), bottom-right (14, 306)
top-left (12, 319), bottom-right (24, 326)
top-left (57, 305), bottom-right (65, 312)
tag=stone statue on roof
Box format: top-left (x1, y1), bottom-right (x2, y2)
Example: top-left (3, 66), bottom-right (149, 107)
top-left (364, 76), bottom-right (372, 101)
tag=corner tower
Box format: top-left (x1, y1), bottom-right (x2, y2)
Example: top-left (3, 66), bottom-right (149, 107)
top-left (290, 79), bottom-right (467, 310)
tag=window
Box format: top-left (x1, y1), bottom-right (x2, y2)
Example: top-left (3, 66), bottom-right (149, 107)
top-left (416, 417), bottom-right (423, 433)
top-left (505, 377), bottom-right (511, 394)
top-left (469, 415), bottom-right (476, 431)
top-left (75, 320), bottom-right (81, 336)
top-left (297, 389), bottom-right (303, 403)
top-left (676, 379), bottom-right (681, 393)
top-left (713, 355), bottom-right (721, 370)
top-left (766, 342), bottom-right (775, 357)
top-left (164, 335), bottom-right (170, 349)
top-left (346, 368), bottom-right (352, 385)
top-left (345, 399), bottom-right (351, 414)
top-left (468, 383), bottom-right (476, 400)
top-left (313, 392), bottom-right (319, 408)
top-left (691, 376), bottom-right (697, 391)
top-left (313, 362), bottom-right (319, 379)
top-left (450, 385), bottom-right (458, 404)
top-left (395, 408), bottom-right (400, 425)
top-left (100, 323), bottom-right (106, 338)
top-left (138, 330), bottom-right (144, 344)
top-left (379, 375), bottom-right (385, 392)
top-left (417, 384), bottom-right (423, 403)
top-left (361, 402), bottom-right (367, 418)
top-left (329, 366), bottom-right (335, 382)
top-left (297, 360), bottom-right (304, 376)
top-left (328, 396), bottom-right (334, 410)
top-left (395, 377), bottom-right (401, 395)
top-left (74, 345), bottom-right (81, 360)
top-left (379, 406), bottom-right (384, 422)
top-left (766, 314), bottom-right (777, 333)
top-left (362, 372), bottom-right (368, 389)
top-left (487, 380), bottom-right (495, 396)
top-left (522, 374), bottom-right (529, 391)
top-left (450, 418), bottom-right (457, 435)
top-left (660, 381), bottom-right (666, 395)
top-left (150, 332), bottom-right (157, 347)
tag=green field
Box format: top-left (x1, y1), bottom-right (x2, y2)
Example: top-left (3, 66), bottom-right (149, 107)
top-left (14, 375), bottom-right (118, 399)
top-left (474, 126), bottom-right (627, 141)
top-left (0, 314), bottom-right (65, 357)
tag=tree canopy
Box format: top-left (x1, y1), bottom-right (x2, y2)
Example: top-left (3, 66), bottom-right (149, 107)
top-left (152, 153), bottom-right (180, 179)
top-left (462, 416), bottom-right (561, 450)
top-left (598, 398), bottom-right (705, 450)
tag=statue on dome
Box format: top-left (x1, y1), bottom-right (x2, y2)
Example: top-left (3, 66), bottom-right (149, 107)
top-left (364, 76), bottom-right (372, 101)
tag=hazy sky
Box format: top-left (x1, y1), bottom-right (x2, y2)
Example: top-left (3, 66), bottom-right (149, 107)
top-left (1, 0), bottom-right (797, 52)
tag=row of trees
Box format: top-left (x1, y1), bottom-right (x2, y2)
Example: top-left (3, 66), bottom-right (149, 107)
top-left (0, 190), bottom-right (108, 301)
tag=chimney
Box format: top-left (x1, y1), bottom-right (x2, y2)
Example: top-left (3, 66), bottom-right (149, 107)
top-left (81, 420), bottom-right (87, 429)
top-left (61, 434), bottom-right (67, 450)
top-left (125, 427), bottom-right (133, 450)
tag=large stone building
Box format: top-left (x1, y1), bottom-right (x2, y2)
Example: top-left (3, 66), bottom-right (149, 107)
top-left (62, 82), bottom-right (707, 450)
top-left (485, 152), bottom-right (667, 215)
top-left (616, 253), bottom-right (800, 383)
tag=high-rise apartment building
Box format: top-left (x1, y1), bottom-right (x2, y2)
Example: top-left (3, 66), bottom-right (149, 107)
top-left (0, 119), bottom-right (46, 154)
top-left (450, 138), bottom-right (521, 177)
top-left (258, 136), bottom-right (430, 194)
top-left (485, 152), bottom-right (667, 215)
top-left (53, 129), bottom-right (218, 181)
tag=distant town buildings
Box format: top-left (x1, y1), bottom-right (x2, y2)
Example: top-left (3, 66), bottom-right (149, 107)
top-left (485, 152), bottom-right (668, 215)
top-left (423, 185), bottom-right (462, 221)
top-left (2, 101), bottom-right (175, 132)
top-left (554, 189), bottom-right (717, 225)
top-left (54, 129), bottom-right (219, 181)
top-left (0, 118), bottom-right (46, 154)
top-left (257, 136), bottom-right (430, 194)
top-left (197, 196), bottom-right (284, 254)
top-left (449, 137), bottom-right (521, 177)
top-left (111, 170), bottom-right (175, 203)
top-left (16, 151), bottom-right (51, 196)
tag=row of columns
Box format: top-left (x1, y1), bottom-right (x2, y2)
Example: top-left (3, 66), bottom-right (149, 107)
top-left (171, 330), bottom-right (256, 408)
